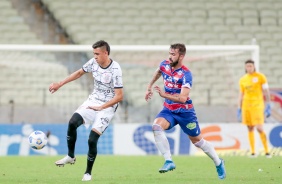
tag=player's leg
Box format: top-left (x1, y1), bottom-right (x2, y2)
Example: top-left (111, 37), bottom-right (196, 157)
top-left (190, 135), bottom-right (221, 165)
top-left (82, 129), bottom-right (101, 181)
top-left (55, 113), bottom-right (83, 166)
top-left (243, 109), bottom-right (257, 157)
top-left (178, 113), bottom-right (225, 179)
top-left (256, 124), bottom-right (271, 157)
top-left (153, 118), bottom-right (171, 161)
top-left (247, 125), bottom-right (256, 157)
top-left (250, 108), bottom-right (270, 157)
top-left (68, 113), bottom-right (84, 158)
top-left (191, 134), bottom-right (226, 179)
top-left (153, 109), bottom-right (176, 173)
top-left (82, 109), bottom-right (114, 181)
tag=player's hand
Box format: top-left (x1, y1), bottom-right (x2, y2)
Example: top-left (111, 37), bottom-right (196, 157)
top-left (237, 108), bottom-right (242, 122)
top-left (49, 82), bottom-right (61, 94)
top-left (145, 88), bottom-right (153, 102)
top-left (87, 106), bottom-right (103, 111)
top-left (264, 103), bottom-right (271, 118)
top-left (154, 86), bottom-right (165, 97)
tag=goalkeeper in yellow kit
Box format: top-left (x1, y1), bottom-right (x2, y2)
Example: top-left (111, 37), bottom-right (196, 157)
top-left (238, 59), bottom-right (271, 158)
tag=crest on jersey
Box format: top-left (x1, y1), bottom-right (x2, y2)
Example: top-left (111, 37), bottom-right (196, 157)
top-left (252, 77), bottom-right (258, 83)
top-left (102, 73), bottom-right (112, 83)
top-left (177, 70), bottom-right (183, 75)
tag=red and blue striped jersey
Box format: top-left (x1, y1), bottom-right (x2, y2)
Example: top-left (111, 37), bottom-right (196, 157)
top-left (159, 60), bottom-right (194, 113)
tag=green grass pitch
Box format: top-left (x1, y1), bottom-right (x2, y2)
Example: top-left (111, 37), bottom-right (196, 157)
top-left (0, 155), bottom-right (281, 184)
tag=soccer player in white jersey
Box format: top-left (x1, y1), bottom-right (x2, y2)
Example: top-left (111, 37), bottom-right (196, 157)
top-left (145, 43), bottom-right (226, 179)
top-left (49, 40), bottom-right (123, 181)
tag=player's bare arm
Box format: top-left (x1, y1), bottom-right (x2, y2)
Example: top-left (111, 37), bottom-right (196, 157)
top-left (87, 88), bottom-right (123, 111)
top-left (49, 68), bottom-right (86, 93)
top-left (154, 86), bottom-right (190, 103)
top-left (145, 68), bottom-right (162, 101)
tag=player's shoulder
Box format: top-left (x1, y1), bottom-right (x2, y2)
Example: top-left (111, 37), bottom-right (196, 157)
top-left (88, 57), bottom-right (95, 63)
top-left (110, 59), bottom-right (123, 70)
top-left (239, 74), bottom-right (248, 82)
top-left (87, 58), bottom-right (98, 66)
top-left (159, 60), bottom-right (170, 69)
top-left (240, 74), bottom-right (245, 79)
top-left (111, 59), bottom-right (121, 66)
top-left (160, 59), bottom-right (169, 65)
top-left (181, 65), bottom-right (190, 72)
top-left (255, 72), bottom-right (266, 78)
top-left (256, 72), bottom-right (268, 83)
top-left (240, 73), bottom-right (249, 79)
top-left (83, 58), bottom-right (96, 70)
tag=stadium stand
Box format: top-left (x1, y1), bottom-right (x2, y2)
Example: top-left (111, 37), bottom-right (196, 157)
top-left (0, 0), bottom-right (90, 122)
top-left (0, 0), bottom-right (281, 123)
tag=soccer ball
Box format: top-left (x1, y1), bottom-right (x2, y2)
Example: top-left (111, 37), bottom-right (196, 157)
top-left (28, 130), bottom-right (48, 150)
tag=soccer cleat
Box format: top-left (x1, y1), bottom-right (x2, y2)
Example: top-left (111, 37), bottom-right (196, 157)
top-left (82, 173), bottom-right (92, 181)
top-left (55, 155), bottom-right (76, 167)
top-left (159, 160), bottom-right (176, 173)
top-left (265, 153), bottom-right (272, 158)
top-left (216, 158), bottom-right (226, 180)
top-left (249, 153), bottom-right (257, 158)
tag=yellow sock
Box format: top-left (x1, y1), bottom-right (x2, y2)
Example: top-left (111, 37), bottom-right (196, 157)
top-left (248, 131), bottom-right (255, 154)
top-left (259, 132), bottom-right (269, 154)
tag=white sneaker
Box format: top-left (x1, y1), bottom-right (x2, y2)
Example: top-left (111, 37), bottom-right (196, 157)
top-left (82, 173), bottom-right (92, 181)
top-left (265, 153), bottom-right (272, 158)
top-left (55, 155), bottom-right (76, 167)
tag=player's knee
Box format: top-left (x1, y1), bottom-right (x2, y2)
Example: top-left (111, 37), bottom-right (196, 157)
top-left (152, 123), bottom-right (163, 131)
top-left (194, 138), bottom-right (205, 148)
top-left (88, 131), bottom-right (100, 155)
top-left (247, 126), bottom-right (255, 132)
top-left (68, 113), bottom-right (83, 130)
top-left (88, 130), bottom-right (100, 147)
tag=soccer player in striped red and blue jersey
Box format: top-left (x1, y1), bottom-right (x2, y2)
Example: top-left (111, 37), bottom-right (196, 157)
top-left (145, 43), bottom-right (226, 179)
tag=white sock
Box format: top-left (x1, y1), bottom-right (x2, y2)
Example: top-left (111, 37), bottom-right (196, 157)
top-left (152, 124), bottom-right (172, 161)
top-left (194, 138), bottom-right (221, 166)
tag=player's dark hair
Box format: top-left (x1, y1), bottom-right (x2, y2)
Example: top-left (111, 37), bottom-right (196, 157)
top-left (92, 40), bottom-right (110, 55)
top-left (245, 59), bottom-right (255, 65)
top-left (170, 43), bottom-right (186, 56)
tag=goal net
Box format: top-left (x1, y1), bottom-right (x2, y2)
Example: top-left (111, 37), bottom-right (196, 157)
top-left (0, 44), bottom-right (259, 124)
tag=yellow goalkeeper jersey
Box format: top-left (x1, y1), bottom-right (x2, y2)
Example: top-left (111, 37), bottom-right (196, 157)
top-left (239, 72), bottom-right (267, 109)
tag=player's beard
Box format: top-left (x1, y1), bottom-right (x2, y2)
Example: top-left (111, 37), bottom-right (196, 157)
top-left (169, 58), bottom-right (179, 67)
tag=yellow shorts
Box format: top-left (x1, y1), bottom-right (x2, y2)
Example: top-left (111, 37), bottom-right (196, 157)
top-left (242, 108), bottom-right (264, 126)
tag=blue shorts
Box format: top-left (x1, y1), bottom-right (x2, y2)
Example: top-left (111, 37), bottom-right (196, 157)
top-left (156, 107), bottom-right (201, 137)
